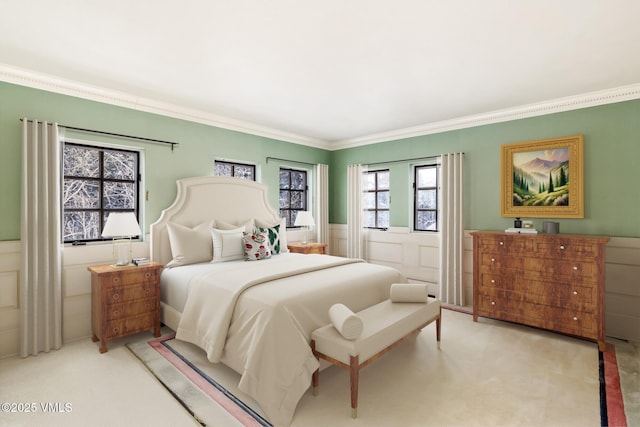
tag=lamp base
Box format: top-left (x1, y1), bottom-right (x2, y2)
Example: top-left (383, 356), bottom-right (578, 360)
top-left (112, 239), bottom-right (132, 267)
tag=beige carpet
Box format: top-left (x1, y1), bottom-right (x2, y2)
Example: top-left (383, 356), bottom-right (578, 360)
top-left (130, 309), bottom-right (606, 427)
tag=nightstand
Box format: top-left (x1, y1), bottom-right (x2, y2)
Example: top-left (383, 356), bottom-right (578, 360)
top-left (287, 242), bottom-right (327, 255)
top-left (88, 262), bottom-right (163, 353)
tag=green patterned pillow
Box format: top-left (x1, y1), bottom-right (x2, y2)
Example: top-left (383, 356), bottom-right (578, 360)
top-left (258, 224), bottom-right (282, 254)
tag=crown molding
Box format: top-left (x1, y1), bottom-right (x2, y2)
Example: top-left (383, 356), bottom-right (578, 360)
top-left (332, 83), bottom-right (640, 150)
top-left (2, 63), bottom-right (638, 152)
top-left (0, 63), bottom-right (330, 150)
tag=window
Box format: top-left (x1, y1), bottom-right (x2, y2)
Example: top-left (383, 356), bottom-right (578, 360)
top-left (279, 168), bottom-right (307, 227)
top-left (414, 164), bottom-right (439, 231)
top-left (214, 160), bottom-right (255, 180)
top-left (62, 143), bottom-right (140, 243)
top-left (363, 170), bottom-right (390, 229)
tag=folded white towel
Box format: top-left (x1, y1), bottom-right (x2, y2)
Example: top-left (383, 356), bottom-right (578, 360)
top-left (390, 283), bottom-right (429, 303)
top-left (328, 303), bottom-right (363, 340)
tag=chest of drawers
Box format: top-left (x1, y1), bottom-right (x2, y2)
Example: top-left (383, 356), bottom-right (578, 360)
top-left (89, 262), bottom-right (163, 353)
top-left (471, 231), bottom-right (609, 351)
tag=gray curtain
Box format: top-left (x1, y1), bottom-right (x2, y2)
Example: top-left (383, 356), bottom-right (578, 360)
top-left (20, 118), bottom-right (63, 356)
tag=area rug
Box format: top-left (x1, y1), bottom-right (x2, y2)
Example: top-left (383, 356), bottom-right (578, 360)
top-left (127, 309), bottom-right (628, 427)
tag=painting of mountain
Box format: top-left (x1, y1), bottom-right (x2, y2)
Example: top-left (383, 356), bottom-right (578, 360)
top-left (512, 148), bottom-right (569, 206)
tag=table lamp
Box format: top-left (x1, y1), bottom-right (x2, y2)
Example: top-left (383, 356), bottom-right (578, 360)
top-left (102, 212), bottom-right (142, 266)
top-left (294, 211), bottom-right (315, 245)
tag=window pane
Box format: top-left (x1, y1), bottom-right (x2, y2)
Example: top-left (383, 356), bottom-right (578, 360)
top-left (104, 151), bottom-right (136, 180)
top-left (63, 179), bottom-right (100, 208)
top-left (280, 209), bottom-right (294, 228)
top-left (363, 211), bottom-right (375, 228)
top-left (63, 211), bottom-right (100, 241)
top-left (363, 173), bottom-right (376, 191)
top-left (363, 192), bottom-right (376, 209)
top-left (417, 189), bottom-right (437, 209)
top-left (377, 191), bottom-right (389, 209)
top-left (377, 211), bottom-right (389, 228)
top-left (279, 170), bottom-right (290, 189)
top-left (290, 191), bottom-right (304, 209)
top-left (291, 171), bottom-right (306, 190)
top-left (214, 163), bottom-right (232, 176)
top-left (417, 211), bottom-right (437, 231)
top-left (103, 182), bottom-right (136, 209)
top-left (63, 145), bottom-right (100, 178)
top-left (377, 171), bottom-right (389, 190)
top-left (234, 165), bottom-right (254, 180)
top-left (418, 167), bottom-right (437, 188)
top-left (279, 190), bottom-right (290, 208)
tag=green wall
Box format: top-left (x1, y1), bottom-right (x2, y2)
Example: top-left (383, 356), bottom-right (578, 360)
top-left (330, 99), bottom-right (640, 238)
top-left (0, 82), bottom-right (330, 241)
top-left (2, 81), bottom-right (638, 241)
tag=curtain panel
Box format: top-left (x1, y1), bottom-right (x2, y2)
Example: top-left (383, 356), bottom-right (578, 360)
top-left (438, 153), bottom-right (464, 305)
top-left (20, 119), bottom-right (63, 356)
top-left (314, 163), bottom-right (329, 249)
top-left (347, 164), bottom-right (365, 259)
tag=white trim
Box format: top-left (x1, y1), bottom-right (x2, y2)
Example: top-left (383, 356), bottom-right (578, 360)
top-left (0, 63), bottom-right (330, 150)
top-left (2, 63), bottom-right (639, 151)
top-left (332, 83), bottom-right (640, 149)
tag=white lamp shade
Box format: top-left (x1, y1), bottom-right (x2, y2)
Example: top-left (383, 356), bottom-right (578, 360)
top-left (102, 212), bottom-right (142, 238)
top-left (294, 211), bottom-right (315, 227)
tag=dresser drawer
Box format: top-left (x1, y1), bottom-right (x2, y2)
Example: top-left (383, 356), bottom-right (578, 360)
top-left (476, 295), bottom-right (597, 338)
top-left (104, 312), bottom-right (157, 339)
top-left (535, 241), bottom-right (599, 260)
top-left (478, 235), bottom-right (534, 255)
top-left (106, 297), bottom-right (158, 320)
top-left (106, 269), bottom-right (159, 287)
top-left (105, 282), bottom-right (157, 304)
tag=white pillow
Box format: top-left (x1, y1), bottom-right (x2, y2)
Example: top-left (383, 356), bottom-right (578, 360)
top-left (254, 218), bottom-right (289, 254)
top-left (211, 227), bottom-right (244, 263)
top-left (166, 220), bottom-right (213, 268)
top-left (214, 218), bottom-right (255, 231)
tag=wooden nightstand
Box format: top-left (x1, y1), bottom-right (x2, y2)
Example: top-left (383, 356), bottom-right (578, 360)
top-left (287, 242), bottom-right (327, 255)
top-left (88, 262), bottom-right (163, 353)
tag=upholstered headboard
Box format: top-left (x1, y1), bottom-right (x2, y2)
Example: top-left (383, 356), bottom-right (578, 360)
top-left (150, 176), bottom-right (280, 265)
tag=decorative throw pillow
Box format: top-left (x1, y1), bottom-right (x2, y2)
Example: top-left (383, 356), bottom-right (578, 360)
top-left (214, 218), bottom-right (255, 232)
top-left (166, 220), bottom-right (213, 268)
top-left (211, 227), bottom-right (244, 263)
top-left (255, 218), bottom-right (289, 254)
top-left (242, 231), bottom-right (272, 261)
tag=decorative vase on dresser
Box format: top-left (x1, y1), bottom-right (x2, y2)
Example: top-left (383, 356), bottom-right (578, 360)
top-left (88, 262), bottom-right (163, 353)
top-left (471, 231), bottom-right (609, 351)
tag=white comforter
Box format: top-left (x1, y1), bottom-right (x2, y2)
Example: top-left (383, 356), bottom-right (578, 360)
top-left (175, 253), bottom-right (405, 426)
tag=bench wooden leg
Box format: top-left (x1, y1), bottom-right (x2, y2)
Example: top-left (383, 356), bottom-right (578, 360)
top-left (311, 340), bottom-right (319, 396)
top-left (436, 311), bottom-right (441, 349)
top-left (350, 355), bottom-right (359, 418)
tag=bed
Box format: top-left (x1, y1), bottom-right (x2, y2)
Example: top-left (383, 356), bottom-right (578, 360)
top-left (150, 176), bottom-right (406, 426)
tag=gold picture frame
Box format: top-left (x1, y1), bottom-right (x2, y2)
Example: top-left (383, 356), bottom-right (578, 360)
top-left (501, 135), bottom-right (584, 218)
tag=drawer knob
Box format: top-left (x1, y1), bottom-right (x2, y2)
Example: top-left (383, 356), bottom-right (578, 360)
top-left (145, 288), bottom-right (151, 294)
top-left (499, 241), bottom-right (504, 246)
top-left (573, 316), bottom-right (578, 321)
top-left (112, 293), bottom-right (120, 300)
top-left (491, 279), bottom-right (495, 284)
top-left (573, 266), bottom-right (578, 270)
top-left (491, 301), bottom-right (496, 305)
top-left (113, 327), bottom-right (120, 333)
top-left (491, 258), bottom-right (495, 262)
top-left (112, 310), bottom-right (120, 316)
top-left (112, 277), bottom-right (120, 284)
top-left (145, 272), bottom-right (151, 279)
top-left (572, 291), bottom-right (578, 295)
top-left (560, 245), bottom-right (565, 250)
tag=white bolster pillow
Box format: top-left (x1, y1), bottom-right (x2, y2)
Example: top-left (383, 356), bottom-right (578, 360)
top-left (390, 283), bottom-right (429, 303)
top-left (328, 303), bottom-right (363, 340)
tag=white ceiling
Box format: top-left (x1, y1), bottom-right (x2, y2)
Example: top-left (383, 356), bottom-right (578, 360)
top-left (1, 1), bottom-right (640, 148)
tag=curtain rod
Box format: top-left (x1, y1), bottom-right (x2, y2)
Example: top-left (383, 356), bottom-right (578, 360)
top-left (365, 152), bottom-right (464, 167)
top-left (266, 156), bottom-right (317, 166)
top-left (20, 119), bottom-right (179, 151)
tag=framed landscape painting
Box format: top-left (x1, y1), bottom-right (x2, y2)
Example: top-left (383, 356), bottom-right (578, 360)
top-left (501, 135), bottom-right (584, 218)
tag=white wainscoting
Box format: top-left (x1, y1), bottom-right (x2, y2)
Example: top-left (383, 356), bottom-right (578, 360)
top-left (329, 225), bottom-right (640, 343)
top-left (1, 230), bottom-right (637, 358)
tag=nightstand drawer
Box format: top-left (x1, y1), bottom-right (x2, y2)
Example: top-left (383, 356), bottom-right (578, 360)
top-left (105, 282), bottom-right (157, 304)
top-left (104, 312), bottom-right (157, 339)
top-left (107, 269), bottom-right (158, 286)
top-left (106, 297), bottom-right (158, 320)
